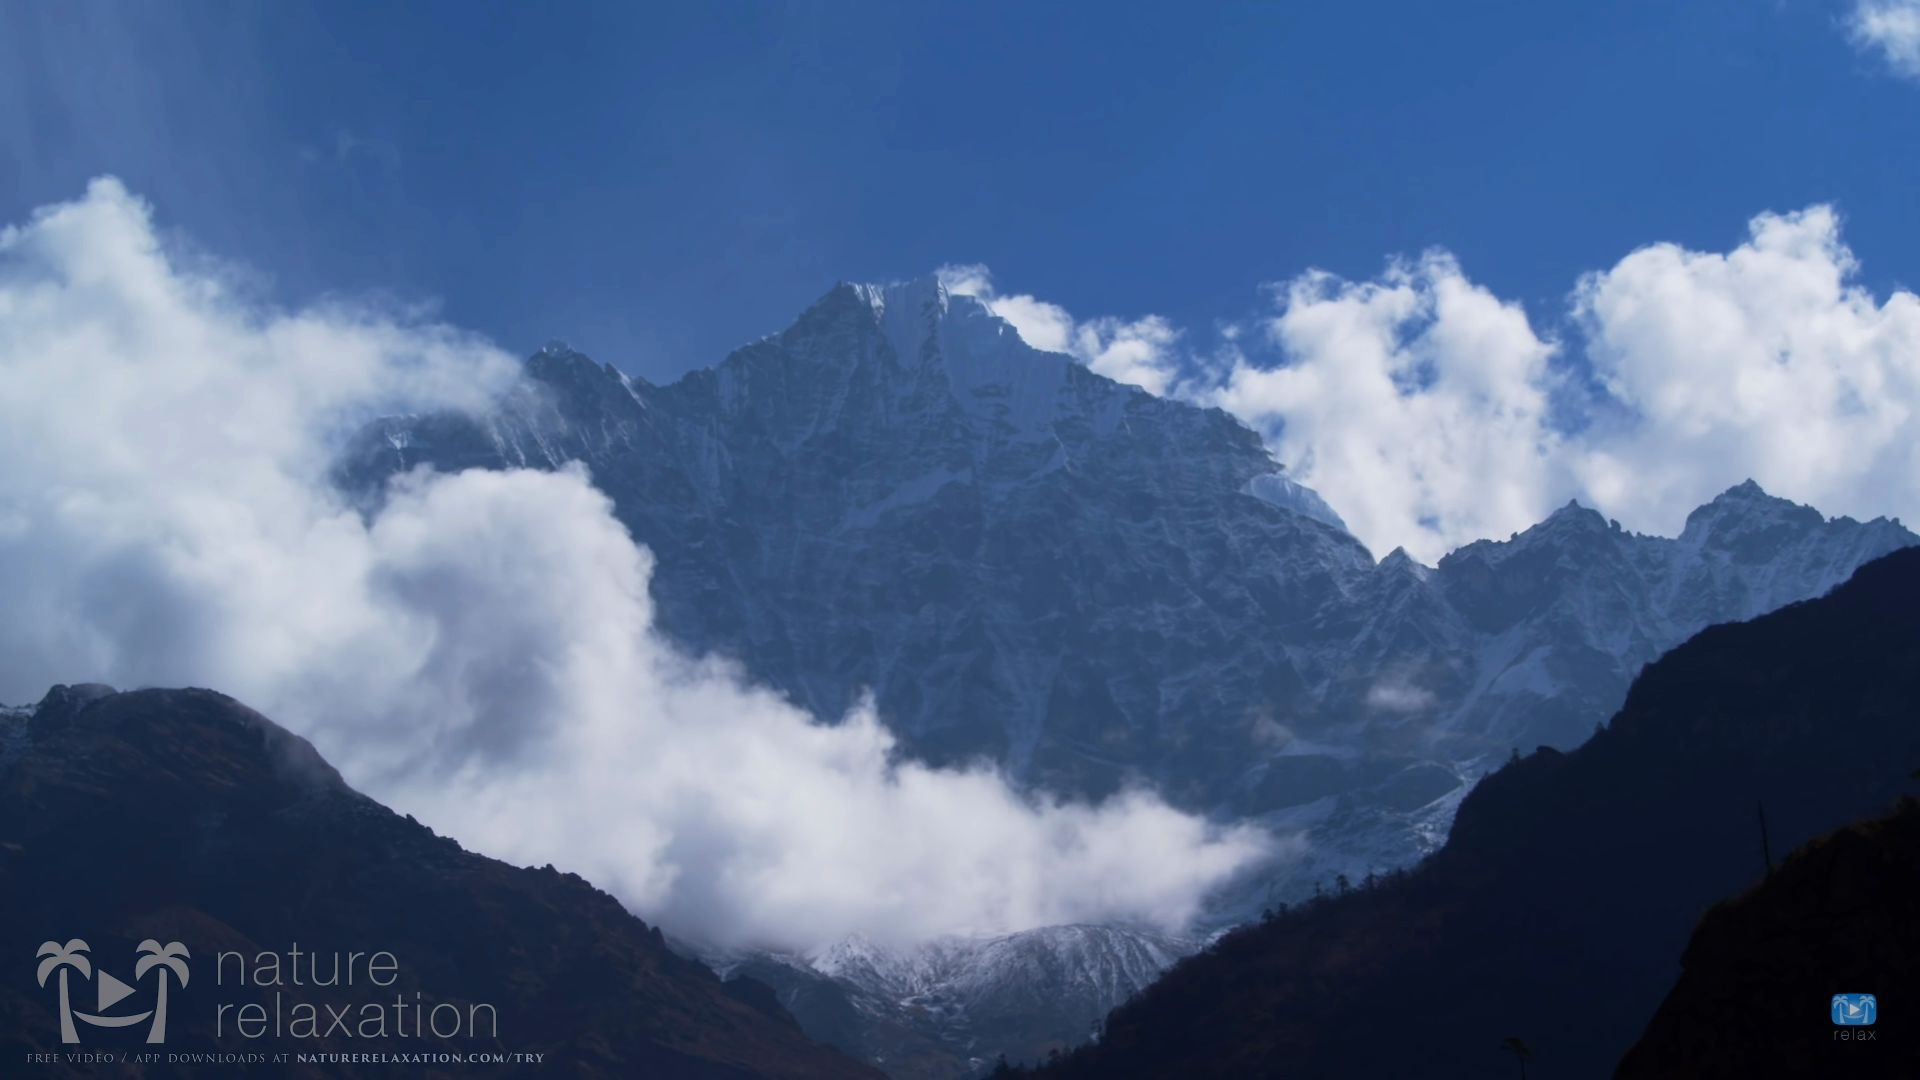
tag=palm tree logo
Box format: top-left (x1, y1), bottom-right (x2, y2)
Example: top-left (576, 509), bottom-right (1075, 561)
top-left (35, 939), bottom-right (92, 1045)
top-left (33, 938), bottom-right (185, 1044)
top-left (134, 940), bottom-right (190, 1044)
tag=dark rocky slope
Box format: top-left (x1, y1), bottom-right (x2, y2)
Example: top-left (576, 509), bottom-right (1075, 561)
top-left (0, 685), bottom-right (879, 1080)
top-left (1618, 798), bottom-right (1920, 1078)
top-left (1005, 546), bottom-right (1920, 1079)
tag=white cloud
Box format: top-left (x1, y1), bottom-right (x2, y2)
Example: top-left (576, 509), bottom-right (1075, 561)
top-left (954, 209), bottom-right (1920, 563)
top-left (1213, 254), bottom-right (1563, 563)
top-left (1851, 0), bottom-right (1920, 80)
top-left (938, 263), bottom-right (1184, 395)
top-left (0, 181), bottom-right (1274, 952)
top-left (1221, 212), bottom-right (1920, 554)
top-left (1365, 680), bottom-right (1437, 714)
top-left (1075, 314), bottom-right (1183, 397)
top-left (1570, 205), bottom-right (1920, 535)
top-left (939, 259), bottom-right (1570, 561)
top-left (935, 263), bottom-right (995, 302)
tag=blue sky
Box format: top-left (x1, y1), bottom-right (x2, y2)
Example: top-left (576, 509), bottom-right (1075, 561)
top-left (4, 0), bottom-right (1915, 385)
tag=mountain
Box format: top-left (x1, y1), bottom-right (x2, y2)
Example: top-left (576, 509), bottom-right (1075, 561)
top-left (335, 276), bottom-right (1915, 1072)
top-left (0, 685), bottom-right (879, 1080)
top-left (1000, 546), bottom-right (1920, 1079)
top-left (338, 278), bottom-right (1378, 801)
top-left (338, 278), bottom-right (1913, 828)
top-left (721, 926), bottom-right (1196, 1078)
top-left (1618, 797), bottom-right (1920, 1079)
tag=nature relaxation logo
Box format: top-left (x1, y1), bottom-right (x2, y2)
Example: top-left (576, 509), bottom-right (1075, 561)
top-left (32, 937), bottom-right (515, 1048)
top-left (1832, 993), bottom-right (1878, 1028)
top-left (35, 939), bottom-right (189, 1045)
top-left (27, 937), bottom-right (553, 1070)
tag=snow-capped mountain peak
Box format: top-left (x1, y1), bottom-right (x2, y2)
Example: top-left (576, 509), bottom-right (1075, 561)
top-left (840, 276), bottom-right (1080, 440)
top-left (335, 283), bottom-right (1917, 1074)
top-left (1678, 479), bottom-right (1827, 546)
top-left (1246, 471), bottom-right (1352, 535)
top-left (338, 286), bottom-right (1914, 821)
top-left (732, 924), bottom-right (1198, 1075)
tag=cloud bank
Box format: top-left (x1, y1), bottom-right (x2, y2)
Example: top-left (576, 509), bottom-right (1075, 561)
top-left (1851, 0), bottom-right (1920, 80)
top-left (1216, 253), bottom-right (1562, 564)
top-left (965, 208), bottom-right (1920, 564)
top-left (0, 179), bottom-right (1272, 952)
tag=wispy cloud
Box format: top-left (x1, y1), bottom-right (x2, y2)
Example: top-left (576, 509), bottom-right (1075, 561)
top-left (1366, 679), bottom-right (1437, 714)
top-left (297, 128), bottom-right (402, 174)
top-left (1849, 0), bottom-right (1920, 80)
top-left (940, 263), bottom-right (1185, 396)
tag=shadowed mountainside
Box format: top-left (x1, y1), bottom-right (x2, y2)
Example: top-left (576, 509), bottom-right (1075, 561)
top-left (1003, 546), bottom-right (1920, 1079)
top-left (725, 925), bottom-right (1196, 1078)
top-left (0, 685), bottom-right (879, 1080)
top-left (1618, 797), bottom-right (1920, 1078)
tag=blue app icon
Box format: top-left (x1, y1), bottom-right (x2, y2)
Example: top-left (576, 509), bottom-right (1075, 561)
top-left (1832, 994), bottom-right (1877, 1026)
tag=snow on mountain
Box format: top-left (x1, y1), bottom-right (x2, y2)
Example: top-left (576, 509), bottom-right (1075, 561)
top-left (335, 274), bottom-right (1916, 1075)
top-left (805, 924), bottom-right (1193, 1022)
top-left (1246, 471), bottom-right (1351, 534)
top-left (337, 271), bottom-right (1914, 868)
top-left (723, 925), bottom-right (1197, 1078)
top-left (341, 276), bottom-right (1377, 791)
top-left (0, 701), bottom-right (29, 771)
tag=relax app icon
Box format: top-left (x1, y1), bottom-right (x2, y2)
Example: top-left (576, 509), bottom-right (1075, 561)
top-left (1832, 993), bottom-right (1877, 1027)
top-left (34, 939), bottom-right (191, 1044)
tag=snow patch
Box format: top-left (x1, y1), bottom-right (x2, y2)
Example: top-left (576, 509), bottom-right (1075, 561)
top-left (1246, 472), bottom-right (1351, 535)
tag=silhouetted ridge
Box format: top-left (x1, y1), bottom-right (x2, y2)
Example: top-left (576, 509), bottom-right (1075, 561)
top-left (0, 686), bottom-right (878, 1079)
top-left (1006, 546), bottom-right (1920, 1079)
top-left (1619, 797), bottom-right (1920, 1078)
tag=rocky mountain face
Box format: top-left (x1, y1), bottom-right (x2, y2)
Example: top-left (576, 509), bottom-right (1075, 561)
top-left (0, 686), bottom-right (878, 1080)
top-left (721, 926), bottom-right (1196, 1079)
top-left (339, 276), bottom-right (1915, 875)
top-left (339, 278), bottom-right (1377, 800)
top-left (335, 277), bottom-right (1915, 1074)
top-left (1005, 546), bottom-right (1920, 1079)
